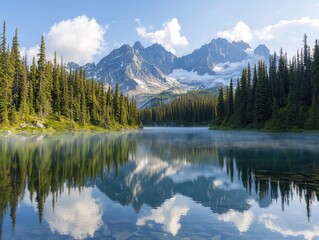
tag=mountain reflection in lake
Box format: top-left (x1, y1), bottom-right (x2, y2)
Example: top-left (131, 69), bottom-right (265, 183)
top-left (1, 127), bottom-right (319, 239)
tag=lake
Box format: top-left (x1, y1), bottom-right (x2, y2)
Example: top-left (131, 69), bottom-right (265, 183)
top-left (1, 127), bottom-right (319, 240)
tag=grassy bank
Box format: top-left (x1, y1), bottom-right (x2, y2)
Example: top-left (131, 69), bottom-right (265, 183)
top-left (0, 115), bottom-right (140, 135)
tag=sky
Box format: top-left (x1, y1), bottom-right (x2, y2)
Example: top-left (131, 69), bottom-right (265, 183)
top-left (1, 0), bottom-right (319, 65)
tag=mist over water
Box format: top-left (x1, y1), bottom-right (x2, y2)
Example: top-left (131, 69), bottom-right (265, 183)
top-left (1, 128), bottom-right (319, 239)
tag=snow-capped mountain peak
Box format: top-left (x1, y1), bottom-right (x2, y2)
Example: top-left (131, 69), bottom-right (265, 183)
top-left (72, 38), bottom-right (270, 103)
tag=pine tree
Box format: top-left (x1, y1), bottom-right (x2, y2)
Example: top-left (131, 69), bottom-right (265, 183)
top-left (307, 40), bottom-right (319, 128)
top-left (113, 83), bottom-right (120, 121)
top-left (239, 68), bottom-right (247, 125)
top-left (216, 87), bottom-right (225, 125)
top-left (37, 36), bottom-right (48, 117)
top-left (0, 21), bottom-right (14, 124)
top-left (79, 69), bottom-right (87, 125)
top-left (52, 52), bottom-right (61, 115)
top-left (60, 58), bottom-right (69, 117)
top-left (253, 61), bottom-right (271, 127)
top-left (246, 63), bottom-right (254, 124)
top-left (272, 97), bottom-right (278, 118)
top-left (19, 58), bottom-right (28, 120)
top-left (106, 85), bottom-right (113, 123)
top-left (227, 79), bottom-right (234, 120)
top-left (0, 22), bottom-right (139, 129)
top-left (277, 48), bottom-right (288, 107)
top-left (28, 57), bottom-right (37, 114)
top-left (119, 92), bottom-right (127, 125)
top-left (11, 28), bottom-right (23, 111)
top-left (303, 34), bottom-right (312, 107)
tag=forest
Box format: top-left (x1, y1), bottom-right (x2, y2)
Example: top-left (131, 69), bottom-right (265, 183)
top-left (0, 22), bottom-right (139, 131)
top-left (213, 35), bottom-right (319, 130)
top-left (140, 35), bottom-right (319, 130)
top-left (139, 91), bottom-right (215, 126)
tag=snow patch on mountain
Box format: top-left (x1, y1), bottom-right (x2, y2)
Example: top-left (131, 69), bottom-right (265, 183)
top-left (169, 56), bottom-right (259, 89)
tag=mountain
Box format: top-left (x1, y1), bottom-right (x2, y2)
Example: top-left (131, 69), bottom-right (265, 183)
top-left (232, 40), bottom-right (251, 51)
top-left (67, 62), bottom-right (80, 69)
top-left (82, 43), bottom-right (180, 94)
top-left (175, 38), bottom-right (249, 75)
top-left (253, 44), bottom-right (270, 61)
top-left (72, 38), bottom-right (270, 104)
top-left (133, 41), bottom-right (176, 75)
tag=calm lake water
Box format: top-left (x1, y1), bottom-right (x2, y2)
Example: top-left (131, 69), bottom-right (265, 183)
top-left (1, 127), bottom-right (319, 240)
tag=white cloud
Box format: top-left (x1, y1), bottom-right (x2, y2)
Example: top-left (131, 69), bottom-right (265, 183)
top-left (24, 15), bottom-right (107, 65)
top-left (254, 17), bottom-right (319, 56)
top-left (218, 209), bottom-right (254, 233)
top-left (136, 18), bottom-right (189, 54)
top-left (44, 187), bottom-right (103, 239)
top-left (137, 195), bottom-right (189, 236)
top-left (217, 21), bottom-right (253, 43)
top-left (23, 187), bottom-right (103, 239)
top-left (217, 18), bottom-right (319, 56)
top-left (255, 17), bottom-right (319, 41)
top-left (21, 45), bottom-right (40, 63)
top-left (259, 214), bottom-right (319, 240)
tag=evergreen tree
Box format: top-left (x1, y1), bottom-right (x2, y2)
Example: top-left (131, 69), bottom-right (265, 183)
top-left (28, 57), bottom-right (37, 114)
top-left (37, 36), bottom-right (48, 117)
top-left (277, 48), bottom-right (288, 107)
top-left (11, 28), bottom-right (23, 111)
top-left (113, 83), bottom-right (120, 121)
top-left (215, 87), bottom-right (225, 125)
top-left (52, 52), bottom-right (61, 115)
top-left (239, 68), bottom-right (247, 125)
top-left (19, 58), bottom-right (28, 120)
top-left (227, 79), bottom-right (234, 120)
top-left (60, 58), bottom-right (69, 117)
top-left (119, 93), bottom-right (127, 125)
top-left (79, 69), bottom-right (87, 125)
top-left (253, 61), bottom-right (271, 126)
top-left (0, 21), bottom-right (14, 124)
top-left (308, 40), bottom-right (319, 128)
top-left (139, 91), bottom-right (215, 126)
top-left (0, 22), bottom-right (139, 129)
top-left (246, 63), bottom-right (254, 124)
top-left (303, 34), bottom-right (312, 107)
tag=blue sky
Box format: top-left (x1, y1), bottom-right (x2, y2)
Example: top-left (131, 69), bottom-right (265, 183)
top-left (1, 0), bottom-right (319, 64)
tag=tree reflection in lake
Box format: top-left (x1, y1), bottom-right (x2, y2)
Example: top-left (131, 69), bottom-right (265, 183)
top-left (0, 133), bottom-right (136, 237)
top-left (1, 128), bottom-right (319, 239)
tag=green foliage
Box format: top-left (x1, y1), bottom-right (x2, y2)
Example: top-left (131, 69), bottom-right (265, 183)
top-left (139, 91), bottom-right (216, 126)
top-left (212, 35), bottom-right (319, 130)
top-left (0, 22), bottom-right (139, 129)
top-left (214, 87), bottom-right (225, 125)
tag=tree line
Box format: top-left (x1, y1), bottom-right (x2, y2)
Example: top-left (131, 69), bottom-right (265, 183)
top-left (213, 35), bottom-right (319, 130)
top-left (139, 91), bottom-right (216, 126)
top-left (0, 22), bottom-right (139, 128)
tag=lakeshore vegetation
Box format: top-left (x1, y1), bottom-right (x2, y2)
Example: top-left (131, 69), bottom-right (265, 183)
top-left (0, 22), bottom-right (139, 132)
top-left (139, 91), bottom-right (216, 126)
top-left (212, 35), bottom-right (319, 130)
top-left (140, 35), bottom-right (319, 130)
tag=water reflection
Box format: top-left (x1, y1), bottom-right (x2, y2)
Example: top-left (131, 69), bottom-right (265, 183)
top-left (1, 128), bottom-right (319, 239)
top-left (137, 195), bottom-right (190, 236)
top-left (25, 187), bottom-right (103, 239)
top-left (0, 133), bottom-right (135, 239)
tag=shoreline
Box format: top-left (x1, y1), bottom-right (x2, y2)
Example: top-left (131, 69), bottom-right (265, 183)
top-left (209, 125), bottom-right (319, 133)
top-left (0, 118), bottom-right (141, 136)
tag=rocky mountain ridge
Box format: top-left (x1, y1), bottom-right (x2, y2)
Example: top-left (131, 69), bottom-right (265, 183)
top-left (70, 38), bottom-right (270, 105)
